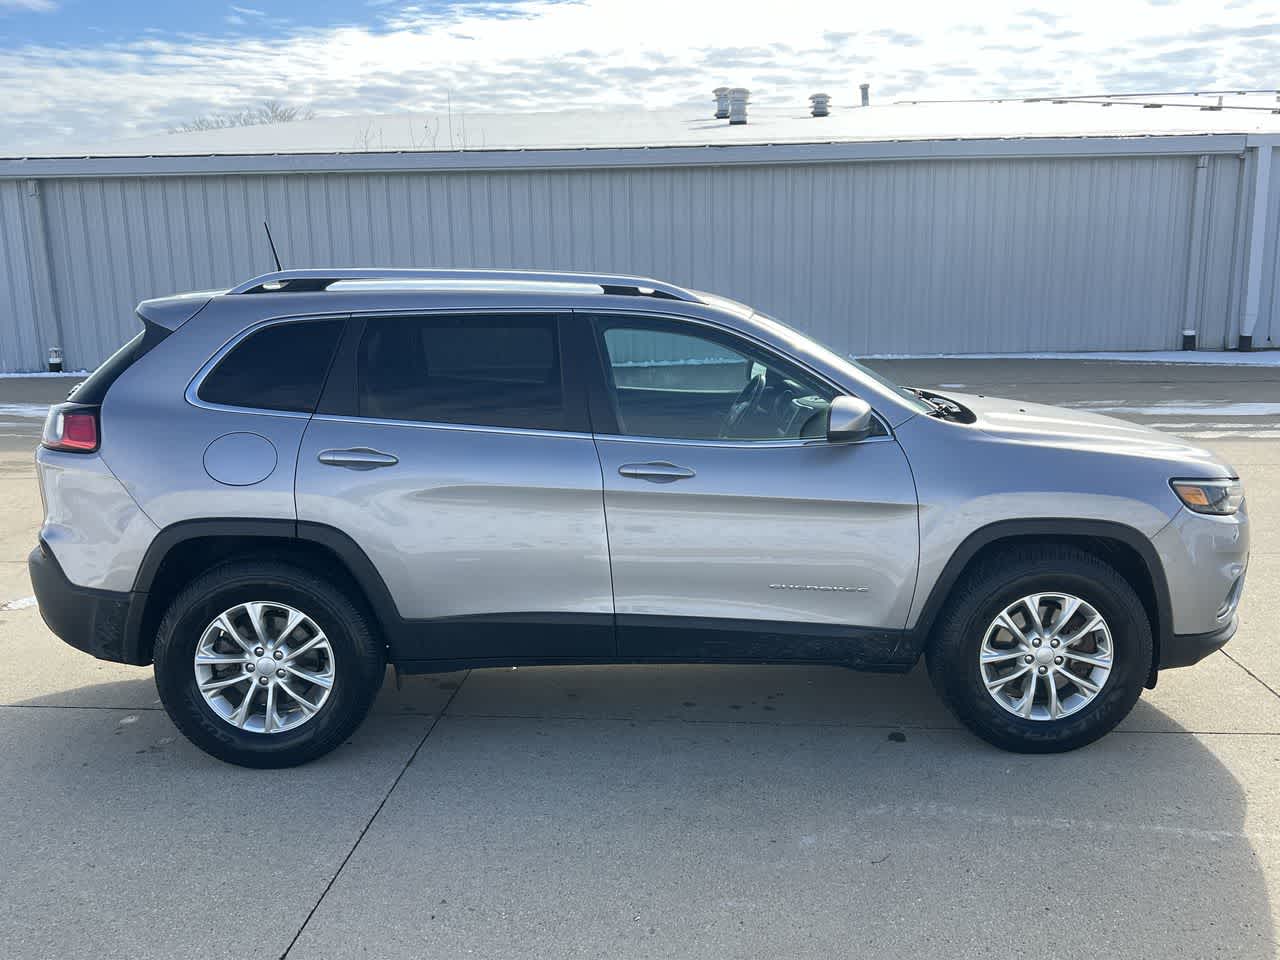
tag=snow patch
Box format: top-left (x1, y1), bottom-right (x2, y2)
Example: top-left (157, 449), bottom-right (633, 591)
top-left (0, 371), bottom-right (87, 378)
top-left (1087, 402), bottom-right (1280, 417)
top-left (1177, 430), bottom-right (1280, 439)
top-left (0, 596), bottom-right (36, 612)
top-left (0, 403), bottom-right (50, 420)
top-left (861, 350), bottom-right (1280, 366)
top-left (1143, 421), bottom-right (1245, 429)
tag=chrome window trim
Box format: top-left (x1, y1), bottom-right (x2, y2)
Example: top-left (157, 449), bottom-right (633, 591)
top-left (305, 415), bottom-right (885, 448)
top-left (186, 307), bottom-right (572, 425)
top-left (186, 306), bottom-right (897, 443)
top-left (185, 312), bottom-right (350, 420)
top-left (580, 307), bottom-right (896, 443)
top-left (591, 432), bottom-right (895, 449)
top-left (310, 413), bottom-right (593, 442)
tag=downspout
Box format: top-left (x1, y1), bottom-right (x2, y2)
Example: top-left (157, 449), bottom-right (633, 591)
top-left (1181, 155), bottom-right (1209, 349)
top-left (22, 179), bottom-right (66, 370)
top-left (1239, 141), bottom-right (1273, 351)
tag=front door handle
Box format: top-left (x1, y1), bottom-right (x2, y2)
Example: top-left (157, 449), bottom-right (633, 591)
top-left (618, 461), bottom-right (696, 483)
top-left (317, 448), bottom-right (399, 470)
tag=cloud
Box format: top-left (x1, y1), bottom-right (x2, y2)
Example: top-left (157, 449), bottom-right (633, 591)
top-left (1019, 9), bottom-right (1062, 25)
top-left (1187, 21), bottom-right (1280, 41)
top-left (0, 0), bottom-right (56, 10)
top-left (3, 0), bottom-right (1279, 150)
top-left (872, 28), bottom-right (922, 46)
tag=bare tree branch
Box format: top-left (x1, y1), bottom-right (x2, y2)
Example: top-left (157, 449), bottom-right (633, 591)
top-left (172, 100), bottom-right (314, 133)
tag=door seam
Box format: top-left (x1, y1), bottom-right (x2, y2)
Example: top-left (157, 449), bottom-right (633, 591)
top-left (590, 435), bottom-right (620, 654)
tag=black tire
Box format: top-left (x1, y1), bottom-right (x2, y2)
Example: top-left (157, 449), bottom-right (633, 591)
top-left (926, 545), bottom-right (1152, 753)
top-left (153, 560), bottom-right (385, 768)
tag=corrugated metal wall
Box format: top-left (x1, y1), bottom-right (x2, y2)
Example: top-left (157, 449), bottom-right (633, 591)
top-left (1259, 144), bottom-right (1280, 349)
top-left (1196, 154), bottom-right (1249, 350)
top-left (0, 181), bottom-right (48, 372)
top-left (1, 151), bottom-right (1260, 371)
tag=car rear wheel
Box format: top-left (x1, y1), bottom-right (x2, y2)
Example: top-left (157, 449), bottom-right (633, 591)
top-left (926, 545), bottom-right (1152, 753)
top-left (153, 560), bottom-right (384, 767)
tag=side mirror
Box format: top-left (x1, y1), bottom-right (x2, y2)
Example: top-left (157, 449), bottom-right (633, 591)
top-left (826, 395), bottom-right (874, 443)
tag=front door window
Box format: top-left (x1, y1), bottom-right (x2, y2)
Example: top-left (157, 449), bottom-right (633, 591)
top-left (598, 320), bottom-right (838, 441)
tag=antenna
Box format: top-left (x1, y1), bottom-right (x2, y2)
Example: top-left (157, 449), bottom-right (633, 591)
top-left (263, 221), bottom-right (283, 272)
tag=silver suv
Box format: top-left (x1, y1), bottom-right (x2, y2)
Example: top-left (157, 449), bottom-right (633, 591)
top-left (29, 269), bottom-right (1248, 766)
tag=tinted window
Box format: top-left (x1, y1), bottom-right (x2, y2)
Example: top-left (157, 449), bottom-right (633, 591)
top-left (198, 319), bottom-right (342, 413)
top-left (356, 314), bottom-right (568, 430)
top-left (598, 319), bottom-right (841, 441)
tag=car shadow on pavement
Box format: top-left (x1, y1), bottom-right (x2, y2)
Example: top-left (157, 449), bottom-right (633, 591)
top-left (2, 662), bottom-right (1275, 959)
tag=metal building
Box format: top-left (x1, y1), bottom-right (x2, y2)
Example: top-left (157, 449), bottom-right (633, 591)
top-left (2, 92), bottom-right (1279, 373)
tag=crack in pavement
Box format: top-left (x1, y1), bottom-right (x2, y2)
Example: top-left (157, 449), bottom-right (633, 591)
top-left (0, 703), bottom-right (164, 711)
top-left (0, 701), bottom-right (448, 718)
top-left (1222, 649), bottom-right (1280, 702)
top-left (278, 669), bottom-right (469, 960)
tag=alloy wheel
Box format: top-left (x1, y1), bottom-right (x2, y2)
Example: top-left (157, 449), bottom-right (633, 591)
top-left (979, 592), bottom-right (1113, 721)
top-left (193, 601), bottom-right (335, 734)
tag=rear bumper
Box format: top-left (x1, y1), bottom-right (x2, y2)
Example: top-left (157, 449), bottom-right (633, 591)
top-left (28, 542), bottom-right (150, 665)
top-left (1159, 615), bottom-right (1237, 670)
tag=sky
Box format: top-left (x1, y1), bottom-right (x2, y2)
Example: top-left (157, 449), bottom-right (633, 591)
top-left (1, 0), bottom-right (1277, 151)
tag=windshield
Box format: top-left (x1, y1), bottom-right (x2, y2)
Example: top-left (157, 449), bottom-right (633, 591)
top-left (749, 313), bottom-right (934, 415)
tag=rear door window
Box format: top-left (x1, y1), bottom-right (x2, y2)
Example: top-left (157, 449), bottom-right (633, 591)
top-left (198, 319), bottom-right (344, 413)
top-left (354, 314), bottom-right (578, 431)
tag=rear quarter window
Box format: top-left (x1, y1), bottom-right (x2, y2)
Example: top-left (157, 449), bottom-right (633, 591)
top-left (197, 319), bottom-right (344, 413)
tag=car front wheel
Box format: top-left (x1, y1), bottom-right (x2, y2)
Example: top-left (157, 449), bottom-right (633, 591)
top-left (926, 545), bottom-right (1152, 753)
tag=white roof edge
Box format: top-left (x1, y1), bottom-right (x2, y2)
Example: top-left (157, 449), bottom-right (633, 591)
top-left (0, 133), bottom-right (1252, 180)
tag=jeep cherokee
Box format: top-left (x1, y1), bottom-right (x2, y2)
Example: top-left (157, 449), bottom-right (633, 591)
top-left (28, 269), bottom-right (1248, 766)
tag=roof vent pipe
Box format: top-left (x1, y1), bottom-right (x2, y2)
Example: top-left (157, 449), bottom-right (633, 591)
top-left (728, 87), bottom-right (749, 124)
top-left (809, 93), bottom-right (831, 117)
top-left (713, 87), bottom-right (730, 119)
top-left (859, 83), bottom-right (870, 107)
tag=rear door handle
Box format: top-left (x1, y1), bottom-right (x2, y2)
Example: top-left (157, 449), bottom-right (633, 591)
top-left (618, 461), bottom-right (696, 483)
top-left (317, 448), bottom-right (399, 470)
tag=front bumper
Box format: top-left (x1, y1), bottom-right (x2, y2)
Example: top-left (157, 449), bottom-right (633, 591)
top-left (1160, 615), bottom-right (1237, 669)
top-left (1151, 504), bottom-right (1249, 641)
top-left (28, 542), bottom-right (150, 665)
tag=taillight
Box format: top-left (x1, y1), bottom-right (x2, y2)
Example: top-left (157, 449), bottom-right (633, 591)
top-left (41, 403), bottom-right (100, 453)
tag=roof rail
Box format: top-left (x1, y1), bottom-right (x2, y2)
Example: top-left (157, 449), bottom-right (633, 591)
top-left (227, 268), bottom-right (702, 303)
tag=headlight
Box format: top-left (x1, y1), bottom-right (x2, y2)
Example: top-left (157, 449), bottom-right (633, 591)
top-left (1171, 478), bottom-right (1244, 515)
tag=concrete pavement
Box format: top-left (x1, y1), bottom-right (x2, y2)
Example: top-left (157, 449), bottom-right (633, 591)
top-left (1, 360), bottom-right (1279, 959)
